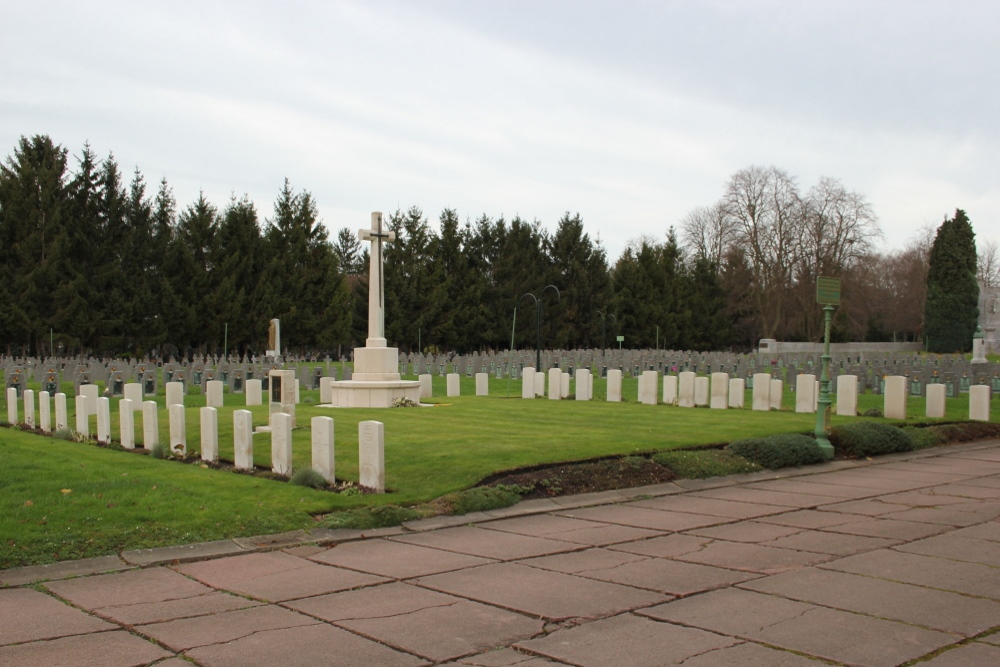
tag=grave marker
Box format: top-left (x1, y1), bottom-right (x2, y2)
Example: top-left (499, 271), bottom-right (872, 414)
top-left (201, 407), bottom-right (218, 462)
top-left (233, 409), bottom-right (253, 470)
top-left (312, 416), bottom-right (335, 484)
top-left (359, 420), bottom-right (385, 493)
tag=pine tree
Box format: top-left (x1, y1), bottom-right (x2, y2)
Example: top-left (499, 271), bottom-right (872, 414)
top-left (924, 209), bottom-right (979, 353)
top-left (214, 195), bottom-right (264, 355)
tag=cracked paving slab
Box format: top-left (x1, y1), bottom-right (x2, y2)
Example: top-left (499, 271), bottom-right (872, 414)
top-left (136, 603), bottom-right (320, 652)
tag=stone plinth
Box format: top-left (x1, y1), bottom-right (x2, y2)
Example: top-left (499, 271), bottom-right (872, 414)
top-left (328, 379), bottom-right (421, 408)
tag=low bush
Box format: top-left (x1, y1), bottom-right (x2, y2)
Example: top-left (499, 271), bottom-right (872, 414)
top-left (727, 433), bottom-right (826, 470)
top-left (438, 484), bottom-right (527, 515)
top-left (290, 468), bottom-right (328, 489)
top-left (831, 421), bottom-right (915, 457)
top-left (321, 504), bottom-right (426, 530)
top-left (652, 449), bottom-right (763, 478)
top-left (901, 426), bottom-right (946, 450)
top-left (862, 407), bottom-right (883, 418)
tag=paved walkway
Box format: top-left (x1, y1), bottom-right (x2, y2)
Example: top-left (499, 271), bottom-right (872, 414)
top-left (3, 443), bottom-right (1000, 667)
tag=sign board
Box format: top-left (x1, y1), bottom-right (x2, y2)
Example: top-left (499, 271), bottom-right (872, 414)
top-left (616, 335), bottom-right (624, 342)
top-left (816, 276), bottom-right (841, 305)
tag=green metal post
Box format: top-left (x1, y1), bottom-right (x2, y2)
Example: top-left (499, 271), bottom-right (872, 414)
top-left (815, 305), bottom-right (835, 460)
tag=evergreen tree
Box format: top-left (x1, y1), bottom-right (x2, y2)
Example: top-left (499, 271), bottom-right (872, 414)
top-left (547, 213), bottom-right (611, 349)
top-left (333, 227), bottom-right (363, 275)
top-left (383, 207), bottom-right (440, 351)
top-left (214, 195), bottom-right (264, 355)
top-left (924, 209), bottom-right (979, 353)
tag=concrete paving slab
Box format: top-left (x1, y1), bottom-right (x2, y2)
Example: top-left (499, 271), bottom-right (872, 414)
top-left (895, 533), bottom-right (1000, 566)
top-left (817, 498), bottom-right (912, 516)
top-left (748, 605), bottom-right (956, 667)
top-left (742, 566), bottom-right (1000, 635)
top-left (606, 533), bottom-right (713, 558)
top-left (761, 529), bottom-right (898, 556)
top-left (184, 622), bottom-right (429, 667)
top-left (674, 539), bottom-right (833, 574)
top-left (887, 504), bottom-right (1000, 526)
top-left (685, 520), bottom-right (804, 543)
top-left (231, 529), bottom-right (313, 550)
top-left (531, 522), bottom-right (662, 546)
top-left (390, 526), bottom-right (580, 560)
top-left (638, 587), bottom-right (817, 635)
top-left (949, 520), bottom-right (1000, 542)
top-left (628, 495), bottom-right (788, 519)
top-left (932, 482), bottom-right (1000, 499)
top-left (690, 487), bottom-right (838, 508)
top-left (452, 647), bottom-right (565, 665)
top-left (477, 514), bottom-right (609, 536)
top-left (673, 640), bottom-right (830, 665)
top-left (918, 642), bottom-right (1000, 666)
top-left (0, 588), bottom-right (115, 645)
top-left (0, 554), bottom-right (131, 587)
top-left (519, 548), bottom-right (648, 574)
top-left (175, 551), bottom-right (387, 602)
top-left (747, 478), bottom-right (878, 498)
top-left (820, 516), bottom-right (951, 540)
top-left (137, 603), bottom-right (319, 651)
top-left (575, 555), bottom-right (760, 596)
top-left (980, 632), bottom-right (1000, 646)
top-left (95, 591), bottom-right (265, 625)
top-left (553, 504), bottom-right (728, 531)
top-left (0, 630), bottom-right (173, 666)
top-left (308, 539), bottom-right (494, 578)
top-left (877, 488), bottom-right (981, 507)
top-left (46, 566), bottom-right (213, 610)
top-left (415, 563), bottom-right (667, 620)
top-left (337, 598), bottom-right (545, 663)
top-left (822, 549), bottom-right (1000, 599)
top-left (284, 581), bottom-right (460, 621)
top-left (515, 613), bottom-right (737, 667)
top-left (120, 539), bottom-right (245, 566)
top-left (757, 508), bottom-right (868, 529)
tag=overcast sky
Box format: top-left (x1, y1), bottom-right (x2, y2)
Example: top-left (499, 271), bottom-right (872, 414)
top-left (3, 0), bottom-right (997, 260)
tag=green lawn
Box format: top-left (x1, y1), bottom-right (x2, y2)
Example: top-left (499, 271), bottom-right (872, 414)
top-left (1, 373), bottom-right (995, 569)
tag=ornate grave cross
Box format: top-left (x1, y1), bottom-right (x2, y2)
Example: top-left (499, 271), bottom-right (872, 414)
top-left (359, 212), bottom-right (396, 344)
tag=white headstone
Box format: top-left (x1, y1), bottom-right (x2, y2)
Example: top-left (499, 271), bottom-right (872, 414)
top-left (245, 378), bottom-right (263, 406)
top-left (169, 403), bottom-right (186, 456)
top-left (119, 399), bottom-right (135, 450)
top-left (96, 396), bottom-right (111, 444)
top-left (694, 376), bottom-right (710, 407)
top-left (233, 409), bottom-right (254, 470)
top-left (575, 369), bottom-right (591, 401)
top-left (606, 369), bottom-right (622, 402)
top-left (23, 388), bottom-right (35, 428)
top-left (359, 420), bottom-right (385, 493)
top-left (678, 372), bottom-right (696, 408)
top-left (561, 371), bottom-right (570, 398)
top-left (638, 371), bottom-right (658, 405)
top-left (320, 376), bottom-right (335, 404)
top-left (534, 369), bottom-right (545, 397)
top-left (883, 375), bottom-right (906, 420)
top-left (796, 374), bottom-right (816, 413)
top-left (769, 379), bottom-right (783, 410)
top-left (663, 375), bottom-right (678, 406)
top-left (206, 380), bottom-right (224, 408)
top-left (200, 406), bottom-right (218, 462)
top-left (295, 379), bottom-right (300, 404)
top-left (165, 381), bottom-right (184, 408)
top-left (709, 373), bottom-right (728, 409)
top-left (5, 387), bottom-right (17, 425)
top-left (312, 416), bottom-right (335, 484)
top-left (271, 412), bottom-right (293, 476)
top-left (75, 394), bottom-right (89, 436)
top-left (475, 372), bottom-right (489, 396)
top-left (926, 383), bottom-right (946, 419)
top-left (123, 383), bottom-right (143, 408)
top-left (836, 375), bottom-right (858, 416)
top-left (548, 369), bottom-right (561, 400)
top-left (521, 367), bottom-right (535, 399)
top-left (446, 373), bottom-right (461, 397)
top-left (728, 378), bottom-right (745, 408)
top-left (969, 385), bottom-right (990, 422)
top-left (80, 384), bottom-right (98, 414)
top-left (752, 374), bottom-right (771, 411)
top-left (419, 374), bottom-right (432, 399)
top-left (54, 392), bottom-right (67, 431)
top-left (142, 400), bottom-right (158, 449)
top-left (39, 390), bottom-right (51, 433)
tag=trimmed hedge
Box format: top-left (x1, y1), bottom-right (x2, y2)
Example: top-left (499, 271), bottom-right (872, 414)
top-left (831, 422), bottom-right (915, 457)
top-left (727, 434), bottom-right (826, 470)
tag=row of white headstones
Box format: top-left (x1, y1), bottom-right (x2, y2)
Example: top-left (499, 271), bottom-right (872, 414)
top-left (453, 367), bottom-right (992, 421)
top-left (5, 385), bottom-right (387, 493)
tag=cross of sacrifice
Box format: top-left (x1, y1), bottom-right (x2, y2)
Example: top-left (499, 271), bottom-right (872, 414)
top-left (359, 212), bottom-right (396, 345)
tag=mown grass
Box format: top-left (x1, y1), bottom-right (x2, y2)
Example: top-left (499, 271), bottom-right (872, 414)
top-left (1, 372), bottom-right (995, 569)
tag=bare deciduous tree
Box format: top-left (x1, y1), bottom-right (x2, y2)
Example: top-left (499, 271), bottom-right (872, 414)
top-left (679, 202), bottom-right (733, 267)
top-left (978, 238), bottom-right (999, 287)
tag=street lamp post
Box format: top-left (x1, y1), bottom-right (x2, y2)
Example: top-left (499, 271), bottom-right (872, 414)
top-left (597, 311), bottom-right (616, 355)
top-left (520, 285), bottom-right (560, 371)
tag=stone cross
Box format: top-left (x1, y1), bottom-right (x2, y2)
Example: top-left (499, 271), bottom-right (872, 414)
top-left (358, 212), bottom-right (396, 346)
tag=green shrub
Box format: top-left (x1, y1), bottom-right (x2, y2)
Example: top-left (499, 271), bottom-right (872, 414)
top-left (928, 422), bottom-right (1000, 443)
top-left (150, 441), bottom-right (170, 459)
top-left (53, 428), bottom-right (75, 441)
top-left (652, 449), bottom-right (763, 478)
top-left (321, 504), bottom-right (425, 530)
top-left (727, 433), bottom-right (826, 470)
top-left (901, 426), bottom-right (946, 450)
top-left (862, 407), bottom-right (883, 418)
top-left (831, 422), bottom-right (915, 457)
top-left (290, 468), bottom-right (328, 489)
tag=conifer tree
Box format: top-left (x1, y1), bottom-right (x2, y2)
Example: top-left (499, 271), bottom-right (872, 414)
top-left (924, 209), bottom-right (979, 353)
